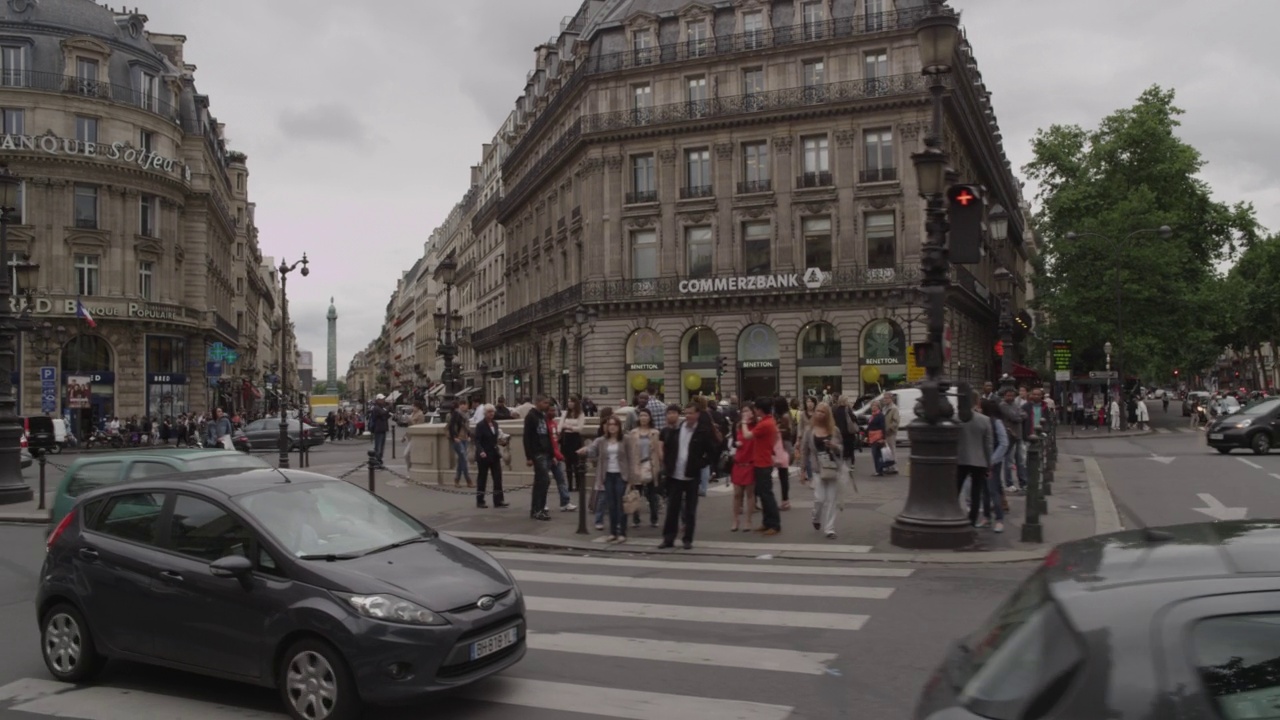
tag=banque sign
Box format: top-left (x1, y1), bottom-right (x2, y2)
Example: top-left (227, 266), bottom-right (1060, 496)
top-left (9, 297), bottom-right (187, 321)
top-left (0, 133), bottom-right (192, 181)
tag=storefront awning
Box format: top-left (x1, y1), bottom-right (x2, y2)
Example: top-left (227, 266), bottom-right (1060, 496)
top-left (427, 384), bottom-right (445, 397)
top-left (1012, 363), bottom-right (1040, 380)
top-left (457, 386), bottom-right (477, 397)
top-left (388, 390), bottom-right (402, 404)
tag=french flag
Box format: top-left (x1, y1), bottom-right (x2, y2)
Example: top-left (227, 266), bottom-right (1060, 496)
top-left (76, 298), bottom-right (97, 328)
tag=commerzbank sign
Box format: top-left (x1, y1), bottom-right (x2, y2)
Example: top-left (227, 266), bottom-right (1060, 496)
top-left (0, 133), bottom-right (192, 181)
top-left (679, 268), bottom-right (827, 294)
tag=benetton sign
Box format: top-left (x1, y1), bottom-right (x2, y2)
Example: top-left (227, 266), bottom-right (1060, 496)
top-left (0, 133), bottom-right (192, 180)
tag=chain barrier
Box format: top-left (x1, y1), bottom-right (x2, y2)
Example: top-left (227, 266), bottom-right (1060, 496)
top-left (376, 464), bottom-right (537, 496)
top-left (333, 463), bottom-right (368, 481)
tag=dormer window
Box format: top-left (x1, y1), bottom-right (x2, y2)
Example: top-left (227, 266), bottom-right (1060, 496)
top-left (743, 11), bottom-right (765, 49)
top-left (74, 57), bottom-right (99, 96)
top-left (687, 19), bottom-right (709, 57)
top-left (802, 1), bottom-right (826, 40)
top-left (632, 29), bottom-right (654, 65)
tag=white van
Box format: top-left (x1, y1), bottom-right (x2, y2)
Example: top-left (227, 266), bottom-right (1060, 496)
top-left (853, 387), bottom-right (962, 445)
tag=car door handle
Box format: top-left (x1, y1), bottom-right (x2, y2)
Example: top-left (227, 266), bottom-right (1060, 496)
top-left (158, 570), bottom-right (184, 583)
top-left (77, 548), bottom-right (99, 561)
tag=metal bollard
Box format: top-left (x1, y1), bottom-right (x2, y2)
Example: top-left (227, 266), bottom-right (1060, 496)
top-left (391, 426), bottom-right (396, 460)
top-left (367, 460), bottom-right (376, 493)
top-left (576, 461), bottom-right (589, 535)
top-left (37, 452), bottom-right (47, 510)
top-left (1021, 435), bottom-right (1044, 543)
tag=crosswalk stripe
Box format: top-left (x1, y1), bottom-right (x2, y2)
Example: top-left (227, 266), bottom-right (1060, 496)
top-left (527, 596), bottom-right (868, 630)
top-left (512, 569), bottom-right (894, 599)
top-left (460, 677), bottom-right (794, 720)
top-left (2, 682), bottom-right (275, 719)
top-left (488, 550), bottom-right (915, 577)
top-left (526, 631), bottom-right (838, 674)
top-left (594, 536), bottom-right (873, 553)
top-left (1155, 428), bottom-right (1171, 433)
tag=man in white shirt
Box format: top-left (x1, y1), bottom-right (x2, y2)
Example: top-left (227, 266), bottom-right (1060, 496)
top-left (658, 404), bottom-right (713, 550)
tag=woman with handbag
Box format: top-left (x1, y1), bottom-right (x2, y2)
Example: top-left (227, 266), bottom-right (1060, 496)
top-left (626, 408), bottom-right (663, 529)
top-left (866, 401), bottom-right (887, 476)
top-left (796, 402), bottom-right (850, 539)
top-left (578, 415), bottom-right (634, 543)
top-left (730, 405), bottom-right (757, 532)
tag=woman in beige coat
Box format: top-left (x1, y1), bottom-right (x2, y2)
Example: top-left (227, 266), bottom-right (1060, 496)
top-left (626, 408), bottom-right (663, 528)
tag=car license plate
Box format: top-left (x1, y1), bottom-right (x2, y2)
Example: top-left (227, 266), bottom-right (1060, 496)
top-left (470, 627), bottom-right (518, 660)
top-left (1209, 433), bottom-right (1224, 440)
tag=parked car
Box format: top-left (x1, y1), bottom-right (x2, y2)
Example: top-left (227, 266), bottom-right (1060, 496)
top-left (38, 468), bottom-right (525, 720)
top-left (47, 449), bottom-right (272, 530)
top-left (23, 416), bottom-right (57, 455)
top-left (1206, 397), bottom-right (1280, 455)
top-left (915, 520), bottom-right (1280, 719)
top-left (853, 387), bottom-right (961, 443)
top-left (233, 418), bottom-right (325, 452)
top-left (1183, 390), bottom-right (1211, 417)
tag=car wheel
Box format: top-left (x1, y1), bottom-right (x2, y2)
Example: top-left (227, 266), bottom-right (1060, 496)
top-left (1216, 447), bottom-right (1232, 455)
top-left (1252, 433), bottom-right (1272, 456)
top-left (41, 604), bottom-right (104, 683)
top-left (50, 444), bottom-right (62, 455)
top-left (278, 639), bottom-right (361, 720)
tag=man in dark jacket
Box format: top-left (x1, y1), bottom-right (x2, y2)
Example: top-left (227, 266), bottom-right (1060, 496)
top-left (522, 395), bottom-right (554, 521)
top-left (659, 403), bottom-right (716, 550)
top-left (368, 395), bottom-right (391, 467)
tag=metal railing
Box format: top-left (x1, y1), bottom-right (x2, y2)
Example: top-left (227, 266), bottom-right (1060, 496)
top-left (679, 185), bottom-right (714, 200)
top-left (1, 69), bottom-right (177, 122)
top-left (625, 190), bottom-right (657, 205)
top-left (797, 171), bottom-right (834, 189)
top-left (859, 167), bottom-right (898, 183)
top-left (737, 179), bottom-right (772, 194)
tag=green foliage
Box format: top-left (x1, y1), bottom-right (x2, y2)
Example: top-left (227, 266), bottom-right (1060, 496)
top-left (1025, 86), bottom-right (1263, 380)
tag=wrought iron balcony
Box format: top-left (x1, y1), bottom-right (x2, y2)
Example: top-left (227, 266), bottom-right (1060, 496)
top-left (859, 167), bottom-right (898, 183)
top-left (679, 185), bottom-right (714, 200)
top-left (0, 69), bottom-right (177, 122)
top-left (625, 190), bottom-right (657, 205)
top-left (737, 179), bottom-right (773, 195)
top-left (74, 217), bottom-right (97, 229)
top-left (796, 171), bottom-right (834, 189)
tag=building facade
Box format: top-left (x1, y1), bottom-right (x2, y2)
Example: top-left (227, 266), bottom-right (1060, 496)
top-left (0, 0), bottom-right (277, 434)
top-left (469, 0), bottom-right (1032, 405)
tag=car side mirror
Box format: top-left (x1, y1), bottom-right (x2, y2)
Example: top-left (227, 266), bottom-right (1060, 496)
top-left (209, 554), bottom-right (254, 580)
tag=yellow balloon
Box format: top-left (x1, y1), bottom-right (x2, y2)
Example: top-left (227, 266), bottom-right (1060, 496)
top-left (684, 372), bottom-right (703, 391)
top-left (630, 374), bottom-right (648, 391)
top-left (861, 365), bottom-right (881, 384)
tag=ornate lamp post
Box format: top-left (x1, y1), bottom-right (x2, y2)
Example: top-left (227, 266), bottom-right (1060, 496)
top-left (563, 305), bottom-right (598, 402)
top-left (434, 254), bottom-right (458, 423)
top-left (0, 167), bottom-right (38, 504)
top-left (276, 254), bottom-right (309, 468)
top-left (30, 322), bottom-right (66, 364)
top-left (993, 266), bottom-right (1016, 392)
top-left (890, 1), bottom-right (973, 549)
top-left (1065, 226), bottom-right (1172, 429)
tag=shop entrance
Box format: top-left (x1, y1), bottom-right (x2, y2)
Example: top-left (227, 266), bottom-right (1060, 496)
top-left (737, 324), bottom-right (780, 402)
top-left (740, 363), bottom-right (779, 402)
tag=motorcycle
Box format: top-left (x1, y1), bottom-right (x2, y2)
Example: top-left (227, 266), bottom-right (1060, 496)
top-left (86, 430), bottom-right (124, 449)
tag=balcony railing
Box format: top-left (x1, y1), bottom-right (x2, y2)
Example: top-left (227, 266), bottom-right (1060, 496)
top-left (471, 283), bottom-right (583, 347)
top-left (859, 167), bottom-right (898, 183)
top-left (1, 70), bottom-right (177, 122)
top-left (503, 7), bottom-right (930, 174)
top-left (680, 185), bottom-right (714, 200)
top-left (626, 190), bottom-right (657, 205)
top-left (737, 179), bottom-right (772, 194)
top-left (74, 217), bottom-right (97, 229)
top-left (797, 171), bottom-right (834, 189)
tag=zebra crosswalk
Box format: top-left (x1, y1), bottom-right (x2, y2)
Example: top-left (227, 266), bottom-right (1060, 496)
top-left (0, 550), bottom-right (907, 720)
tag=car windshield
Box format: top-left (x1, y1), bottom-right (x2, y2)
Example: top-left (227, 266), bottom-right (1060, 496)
top-left (185, 455), bottom-right (272, 472)
top-left (1238, 398), bottom-right (1280, 416)
top-left (234, 481), bottom-right (430, 559)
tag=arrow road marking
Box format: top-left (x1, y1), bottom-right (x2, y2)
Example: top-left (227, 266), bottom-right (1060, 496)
top-left (1149, 453), bottom-right (1176, 465)
top-left (1238, 458), bottom-right (1265, 470)
top-left (1271, 474), bottom-right (1280, 481)
top-left (1192, 493), bottom-right (1248, 521)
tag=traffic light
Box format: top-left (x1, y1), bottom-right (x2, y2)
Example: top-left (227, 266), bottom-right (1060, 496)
top-left (947, 184), bottom-right (984, 264)
top-left (513, 376), bottom-right (522, 387)
top-left (716, 355), bottom-right (727, 378)
top-left (994, 340), bottom-right (1004, 357)
top-left (1173, 369), bottom-right (1180, 377)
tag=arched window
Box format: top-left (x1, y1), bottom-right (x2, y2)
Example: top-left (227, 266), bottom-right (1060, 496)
top-left (61, 334), bottom-right (112, 372)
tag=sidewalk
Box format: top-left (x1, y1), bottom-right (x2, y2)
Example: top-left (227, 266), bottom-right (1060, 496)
top-left (357, 453), bottom-right (1120, 564)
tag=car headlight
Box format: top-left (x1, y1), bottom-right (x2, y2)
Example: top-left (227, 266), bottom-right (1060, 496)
top-left (1239, 419), bottom-right (1253, 429)
top-left (337, 593), bottom-right (447, 626)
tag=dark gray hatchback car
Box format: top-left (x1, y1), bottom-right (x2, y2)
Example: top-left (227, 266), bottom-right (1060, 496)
top-left (37, 468), bottom-right (525, 720)
top-left (915, 520), bottom-right (1280, 720)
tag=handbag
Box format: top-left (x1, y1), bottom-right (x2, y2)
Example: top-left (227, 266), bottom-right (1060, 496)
top-left (622, 487), bottom-right (643, 514)
top-left (867, 429), bottom-right (885, 446)
top-left (818, 451), bottom-right (840, 483)
top-left (638, 459), bottom-right (655, 485)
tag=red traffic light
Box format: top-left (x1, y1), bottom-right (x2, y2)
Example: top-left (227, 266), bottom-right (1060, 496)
top-left (994, 340), bottom-right (1004, 357)
top-left (954, 189), bottom-right (975, 206)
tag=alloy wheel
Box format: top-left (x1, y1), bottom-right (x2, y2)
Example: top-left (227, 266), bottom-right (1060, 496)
top-left (285, 650), bottom-right (338, 720)
top-left (43, 613), bottom-right (82, 675)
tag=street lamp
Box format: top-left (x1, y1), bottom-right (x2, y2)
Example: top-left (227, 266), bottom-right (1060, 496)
top-left (564, 305), bottom-right (598, 401)
top-left (1065, 226), bottom-right (1172, 429)
top-left (276, 254), bottom-right (309, 469)
top-left (891, 0), bottom-right (973, 550)
top-left (29, 321), bottom-right (66, 364)
top-left (435, 254), bottom-right (458, 423)
top-left (0, 167), bottom-right (33, 505)
top-left (994, 266), bottom-right (1016, 393)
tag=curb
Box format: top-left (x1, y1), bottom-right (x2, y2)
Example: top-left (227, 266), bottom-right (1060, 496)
top-left (0, 513), bottom-right (48, 525)
top-left (1058, 428), bottom-right (1153, 439)
top-left (449, 531), bottom-right (1049, 565)
top-left (1082, 456), bottom-right (1124, 534)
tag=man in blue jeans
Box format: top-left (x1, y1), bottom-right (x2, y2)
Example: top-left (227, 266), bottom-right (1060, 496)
top-left (522, 396), bottom-right (554, 521)
top-left (368, 395), bottom-right (390, 467)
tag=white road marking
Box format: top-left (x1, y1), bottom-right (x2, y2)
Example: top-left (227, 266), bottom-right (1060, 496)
top-left (0, 679), bottom-right (72, 705)
top-left (526, 596), bottom-right (868, 631)
top-left (512, 569), bottom-right (894, 599)
top-left (461, 677), bottom-right (794, 720)
top-left (1155, 428), bottom-right (1171, 434)
top-left (1192, 493), bottom-right (1248, 521)
top-left (487, 550), bottom-right (915, 577)
top-left (1239, 458), bottom-right (1265, 470)
top-left (526, 632), bottom-right (838, 674)
top-left (593, 536), bottom-right (872, 553)
top-left (3, 683), bottom-right (278, 719)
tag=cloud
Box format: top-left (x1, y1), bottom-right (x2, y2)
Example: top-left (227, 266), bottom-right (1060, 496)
top-left (277, 103), bottom-right (370, 146)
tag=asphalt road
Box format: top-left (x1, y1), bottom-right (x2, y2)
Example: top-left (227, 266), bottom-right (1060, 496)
top-left (0, 523), bottom-right (1030, 720)
top-left (1060, 400), bottom-right (1280, 528)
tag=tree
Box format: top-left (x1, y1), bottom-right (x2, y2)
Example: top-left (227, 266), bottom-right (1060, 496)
top-left (1025, 86), bottom-right (1262, 382)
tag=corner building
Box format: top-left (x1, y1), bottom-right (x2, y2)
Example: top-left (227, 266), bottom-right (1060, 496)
top-left (476, 0), bottom-right (1034, 405)
top-left (0, 0), bottom-right (267, 433)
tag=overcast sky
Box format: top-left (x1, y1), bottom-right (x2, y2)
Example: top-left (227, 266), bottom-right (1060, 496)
top-left (130, 0), bottom-right (1279, 376)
